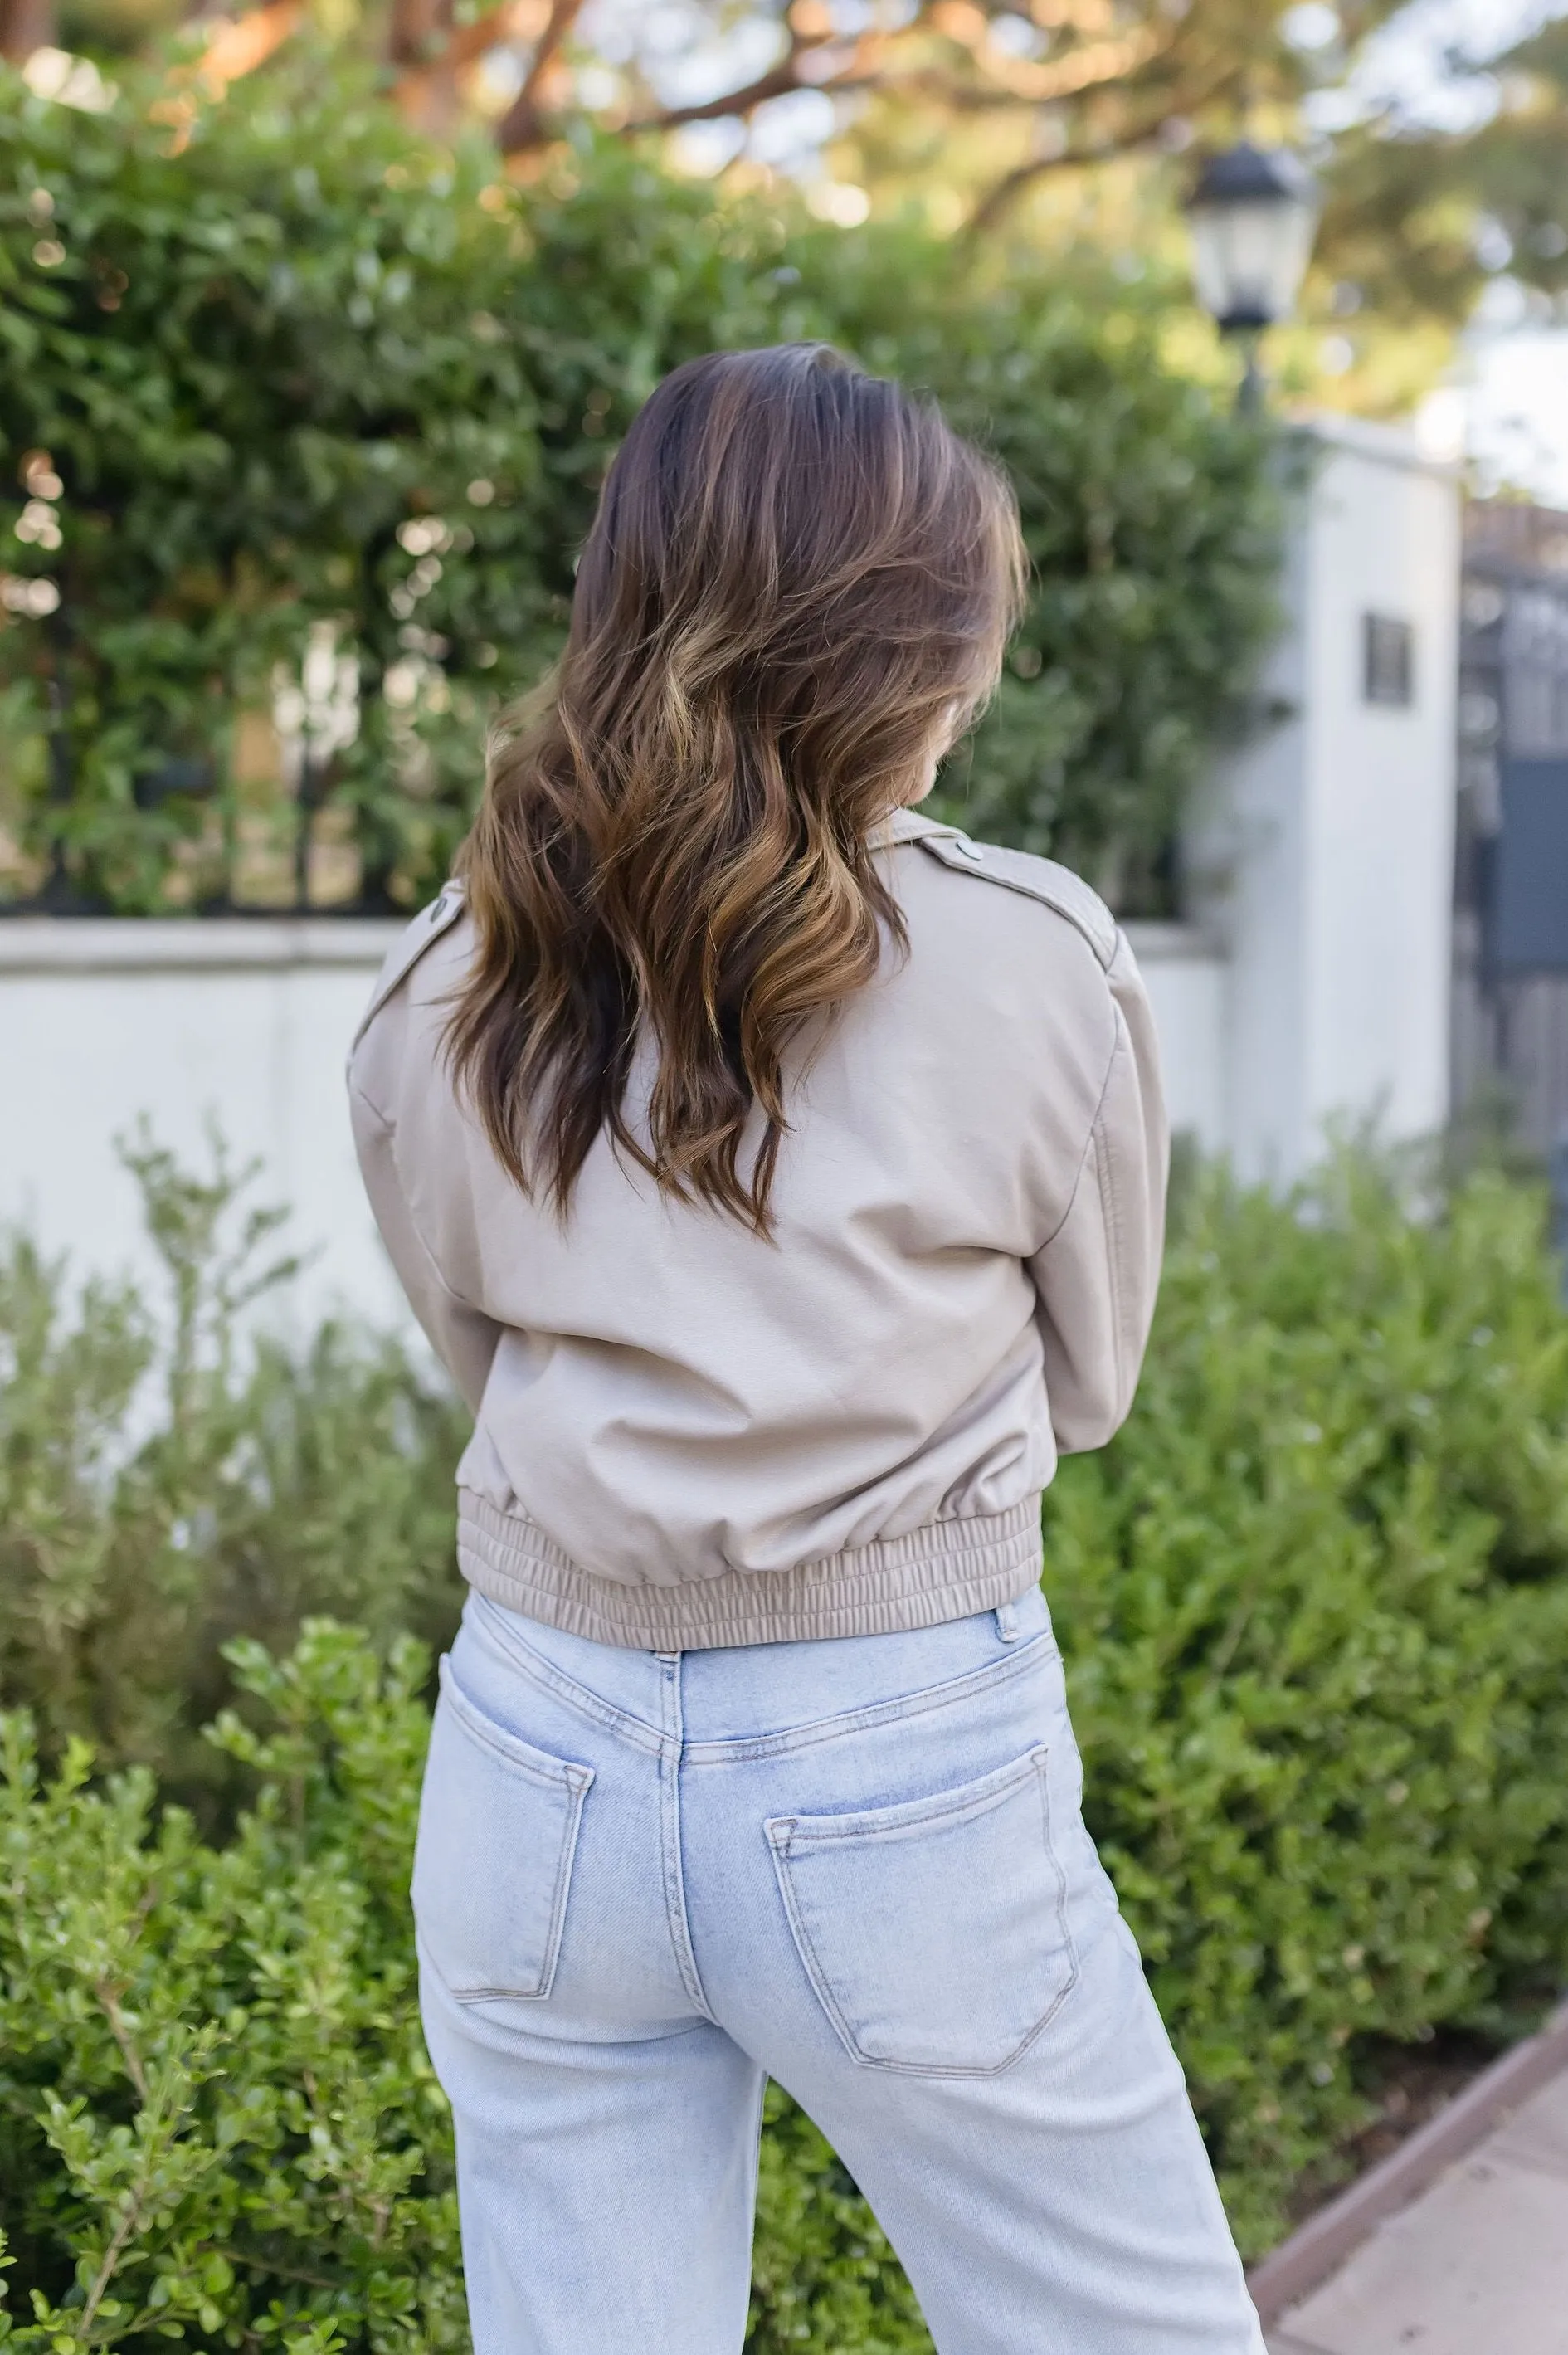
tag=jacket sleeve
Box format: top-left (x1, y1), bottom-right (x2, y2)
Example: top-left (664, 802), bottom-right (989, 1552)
top-left (1028, 929), bottom-right (1169, 1454)
top-left (349, 1080), bottom-right (502, 1416)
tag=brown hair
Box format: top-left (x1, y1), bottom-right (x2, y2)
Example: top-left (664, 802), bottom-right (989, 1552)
top-left (446, 341), bottom-right (1025, 1230)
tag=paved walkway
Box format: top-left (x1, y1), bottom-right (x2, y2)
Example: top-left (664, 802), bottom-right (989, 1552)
top-left (1266, 2065), bottom-right (1568, 2354)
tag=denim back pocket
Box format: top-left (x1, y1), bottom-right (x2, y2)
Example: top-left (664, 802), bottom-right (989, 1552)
top-left (412, 1656), bottom-right (594, 2003)
top-left (766, 1747), bottom-right (1077, 2076)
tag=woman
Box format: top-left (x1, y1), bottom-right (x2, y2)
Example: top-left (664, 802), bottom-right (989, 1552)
top-left (350, 343), bottom-right (1264, 2354)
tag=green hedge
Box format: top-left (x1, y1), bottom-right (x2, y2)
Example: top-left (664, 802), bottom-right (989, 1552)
top-left (0, 57), bottom-right (1279, 914)
top-left (1043, 1152), bottom-right (1568, 2249)
top-left (4, 1143), bottom-right (1568, 2346)
top-left (0, 1132), bottom-right (468, 1819)
top-left (0, 1629), bottom-right (465, 2354)
top-left (0, 1626), bottom-right (930, 2353)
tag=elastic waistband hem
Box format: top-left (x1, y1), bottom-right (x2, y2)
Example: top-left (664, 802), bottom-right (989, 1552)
top-left (455, 1494), bottom-right (1043, 1650)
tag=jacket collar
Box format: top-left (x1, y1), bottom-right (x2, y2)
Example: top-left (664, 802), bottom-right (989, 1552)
top-left (868, 806), bottom-right (959, 851)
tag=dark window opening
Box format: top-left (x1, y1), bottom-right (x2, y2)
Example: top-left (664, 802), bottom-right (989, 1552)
top-left (1363, 612), bottom-right (1415, 708)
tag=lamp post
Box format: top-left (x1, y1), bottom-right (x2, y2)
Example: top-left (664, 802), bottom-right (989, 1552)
top-left (1185, 141), bottom-right (1319, 413)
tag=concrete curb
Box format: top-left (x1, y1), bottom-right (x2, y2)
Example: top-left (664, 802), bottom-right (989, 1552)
top-left (1247, 2000), bottom-right (1568, 2327)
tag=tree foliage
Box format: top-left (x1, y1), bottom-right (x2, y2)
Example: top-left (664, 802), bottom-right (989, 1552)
top-left (13, 0), bottom-right (1409, 165)
top-left (0, 61), bottom-right (1280, 914)
top-left (8, 0), bottom-right (1564, 397)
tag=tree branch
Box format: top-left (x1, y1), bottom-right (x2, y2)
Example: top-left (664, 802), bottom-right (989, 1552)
top-left (0, 0), bottom-right (53, 64)
top-left (1027, 0), bottom-right (1118, 33)
top-left (95, 1974), bottom-right (149, 2103)
top-left (923, 23), bottom-right (1171, 108)
top-left (609, 21), bottom-right (916, 141)
top-left (387, 0), bottom-right (528, 129)
top-left (439, 2), bottom-right (523, 77)
top-left (80, 2192), bottom-right (147, 2336)
top-left (495, 0), bottom-right (587, 151)
top-left (576, 10), bottom-right (1163, 149)
top-left (183, 0), bottom-right (301, 95)
top-left (966, 144), bottom-right (1086, 232)
top-left (387, 0), bottom-right (451, 74)
top-left (964, 61), bottom-right (1244, 232)
top-left (622, 55), bottom-right (824, 135)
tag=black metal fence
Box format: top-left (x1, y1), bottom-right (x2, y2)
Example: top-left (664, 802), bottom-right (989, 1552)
top-left (1454, 499), bottom-right (1568, 1157)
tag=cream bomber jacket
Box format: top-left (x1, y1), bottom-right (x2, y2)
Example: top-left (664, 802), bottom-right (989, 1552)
top-left (348, 807), bottom-right (1169, 1650)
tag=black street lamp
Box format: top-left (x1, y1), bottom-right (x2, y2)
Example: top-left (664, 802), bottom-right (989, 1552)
top-left (1185, 141), bottom-right (1319, 412)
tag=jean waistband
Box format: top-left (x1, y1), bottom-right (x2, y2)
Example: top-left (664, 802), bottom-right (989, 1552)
top-left (456, 1581), bottom-right (1057, 1759)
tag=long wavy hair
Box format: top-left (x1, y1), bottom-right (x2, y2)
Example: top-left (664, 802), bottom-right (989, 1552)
top-left (446, 342), bottom-right (1025, 1231)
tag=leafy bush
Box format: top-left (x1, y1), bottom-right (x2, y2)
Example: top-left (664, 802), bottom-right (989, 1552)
top-left (0, 1625), bottom-right (471, 2353)
top-left (0, 57), bottom-right (1279, 914)
top-left (0, 1622), bottom-right (926, 2353)
top-left (1044, 1151), bottom-right (1568, 2250)
top-left (6, 1145), bottom-right (1568, 2333)
top-left (0, 1132), bottom-right (466, 1816)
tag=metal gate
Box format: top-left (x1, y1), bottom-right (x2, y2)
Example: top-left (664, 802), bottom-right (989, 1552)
top-left (1454, 500), bottom-right (1568, 1158)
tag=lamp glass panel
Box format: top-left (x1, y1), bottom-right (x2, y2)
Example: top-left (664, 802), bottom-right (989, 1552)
top-left (1189, 194), bottom-right (1317, 326)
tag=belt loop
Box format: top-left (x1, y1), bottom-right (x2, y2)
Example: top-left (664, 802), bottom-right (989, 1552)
top-left (995, 1600), bottom-right (1021, 1643)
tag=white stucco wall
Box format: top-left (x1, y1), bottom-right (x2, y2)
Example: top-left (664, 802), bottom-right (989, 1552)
top-left (1188, 417), bottom-right (1460, 1181)
top-left (0, 920), bottom-right (407, 1334)
top-left (1302, 421), bottom-right (1459, 1153)
top-left (1124, 924), bottom-right (1228, 1158)
top-left (0, 915), bottom-right (1227, 1329)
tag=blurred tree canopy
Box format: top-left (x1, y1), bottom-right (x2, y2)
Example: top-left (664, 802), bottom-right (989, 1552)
top-left (1325, 7), bottom-right (1568, 324)
top-left (3, 0), bottom-right (1563, 405)
top-left (0, 58), bottom-right (1280, 916)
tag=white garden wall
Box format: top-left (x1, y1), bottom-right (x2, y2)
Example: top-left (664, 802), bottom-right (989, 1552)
top-left (0, 917), bottom-right (1228, 1335)
top-left (0, 919), bottom-right (409, 1335)
top-left (1185, 416), bottom-right (1460, 1181)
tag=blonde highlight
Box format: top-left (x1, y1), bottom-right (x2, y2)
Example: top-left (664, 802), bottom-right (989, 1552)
top-left (446, 343), bottom-right (1026, 1230)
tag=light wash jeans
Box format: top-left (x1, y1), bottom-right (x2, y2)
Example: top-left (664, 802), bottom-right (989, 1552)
top-left (415, 1585), bottom-right (1265, 2355)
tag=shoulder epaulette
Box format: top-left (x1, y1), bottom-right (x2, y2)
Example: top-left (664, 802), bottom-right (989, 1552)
top-left (350, 882), bottom-right (467, 1056)
top-left (911, 826), bottom-right (1118, 969)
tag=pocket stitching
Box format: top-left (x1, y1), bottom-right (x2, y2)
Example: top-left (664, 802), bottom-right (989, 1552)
top-left (446, 1763), bottom-right (590, 2002)
top-left (437, 1655), bottom-right (594, 1797)
top-left (688, 1631), bottom-right (1061, 1766)
top-left (768, 1747), bottom-right (1044, 1850)
top-left (419, 1666), bottom-right (595, 2004)
top-left (767, 1749), bottom-right (1080, 2079)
